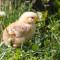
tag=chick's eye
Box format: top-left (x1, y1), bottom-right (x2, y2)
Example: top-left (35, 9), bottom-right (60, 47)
top-left (31, 17), bottom-right (34, 19)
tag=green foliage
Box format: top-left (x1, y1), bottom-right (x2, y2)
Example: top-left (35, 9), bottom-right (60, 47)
top-left (0, 0), bottom-right (60, 60)
top-left (56, 0), bottom-right (60, 6)
top-left (32, 44), bottom-right (39, 50)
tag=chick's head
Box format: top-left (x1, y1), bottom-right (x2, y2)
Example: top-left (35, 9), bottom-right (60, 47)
top-left (19, 12), bottom-right (39, 24)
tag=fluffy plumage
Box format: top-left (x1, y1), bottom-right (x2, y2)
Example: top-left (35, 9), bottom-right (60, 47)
top-left (2, 12), bottom-right (39, 48)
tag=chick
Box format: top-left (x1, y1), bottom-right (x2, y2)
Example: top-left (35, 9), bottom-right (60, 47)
top-left (2, 12), bottom-right (39, 48)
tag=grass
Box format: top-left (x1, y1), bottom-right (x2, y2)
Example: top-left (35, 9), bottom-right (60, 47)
top-left (0, 0), bottom-right (60, 60)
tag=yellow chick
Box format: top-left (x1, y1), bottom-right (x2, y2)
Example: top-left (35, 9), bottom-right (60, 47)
top-left (2, 12), bottom-right (39, 48)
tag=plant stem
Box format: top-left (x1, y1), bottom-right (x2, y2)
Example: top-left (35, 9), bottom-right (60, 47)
top-left (1, 22), bottom-right (3, 43)
top-left (11, 47), bottom-right (13, 56)
top-left (2, 21), bottom-right (10, 38)
top-left (44, 20), bottom-right (45, 26)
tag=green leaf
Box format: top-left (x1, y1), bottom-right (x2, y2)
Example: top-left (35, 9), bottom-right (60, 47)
top-left (42, 11), bottom-right (48, 21)
top-left (36, 24), bottom-right (39, 28)
top-left (8, 57), bottom-right (14, 60)
top-left (44, 40), bottom-right (50, 46)
top-left (37, 12), bottom-right (42, 19)
top-left (56, 0), bottom-right (60, 6)
top-left (59, 8), bottom-right (60, 13)
top-left (32, 44), bottom-right (39, 50)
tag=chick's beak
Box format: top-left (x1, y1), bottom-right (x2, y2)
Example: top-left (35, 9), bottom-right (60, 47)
top-left (35, 18), bottom-right (39, 22)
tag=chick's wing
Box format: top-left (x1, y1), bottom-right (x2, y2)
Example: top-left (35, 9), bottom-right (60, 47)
top-left (8, 24), bottom-right (31, 38)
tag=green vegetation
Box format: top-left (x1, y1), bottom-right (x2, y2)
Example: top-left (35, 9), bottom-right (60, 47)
top-left (0, 0), bottom-right (60, 60)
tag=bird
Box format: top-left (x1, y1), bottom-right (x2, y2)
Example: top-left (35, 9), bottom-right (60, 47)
top-left (2, 12), bottom-right (39, 48)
